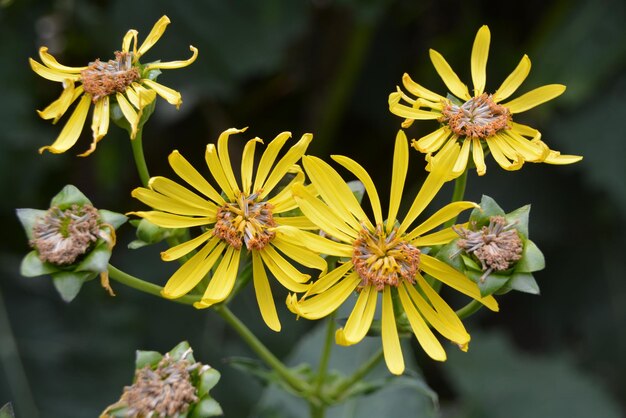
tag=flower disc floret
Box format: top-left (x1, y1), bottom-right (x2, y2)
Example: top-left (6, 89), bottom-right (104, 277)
top-left (81, 52), bottom-right (140, 102)
top-left (440, 93), bottom-right (511, 139)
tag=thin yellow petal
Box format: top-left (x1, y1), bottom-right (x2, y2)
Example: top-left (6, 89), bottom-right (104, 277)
top-left (500, 130), bottom-right (548, 162)
top-left (382, 287), bottom-right (404, 375)
top-left (388, 92), bottom-right (441, 120)
top-left (276, 215), bottom-right (319, 230)
top-left (39, 94), bottom-right (91, 154)
top-left (198, 246), bottom-right (240, 305)
top-left (543, 150), bottom-right (583, 165)
top-left (397, 284), bottom-right (447, 361)
top-left (168, 150), bottom-right (225, 205)
top-left (216, 128), bottom-right (247, 196)
top-left (130, 82), bottom-right (157, 109)
top-left (260, 133), bottom-right (312, 199)
top-left (408, 201), bottom-right (478, 239)
top-left (412, 127), bottom-right (452, 153)
top-left (259, 248), bottom-right (310, 293)
top-left (115, 92), bottom-right (138, 138)
top-left (241, 137), bottom-right (262, 194)
top-left (131, 187), bottom-right (216, 218)
top-left (510, 121), bottom-right (540, 140)
top-left (252, 252), bottom-right (281, 332)
top-left (274, 226), bottom-right (353, 258)
top-left (493, 55), bottom-right (531, 102)
top-left (253, 131), bottom-right (290, 191)
top-left (401, 73), bottom-right (446, 102)
top-left (453, 138), bottom-right (472, 173)
top-left (429, 49), bottom-right (471, 100)
top-left (37, 83), bottom-right (83, 122)
top-left (408, 225), bottom-right (465, 246)
top-left (267, 168), bottom-right (305, 213)
top-left (161, 231), bottom-right (215, 261)
top-left (149, 176), bottom-right (216, 210)
top-left (486, 137), bottom-right (523, 171)
top-left (137, 15), bottom-right (171, 58)
top-left (387, 130), bottom-right (409, 233)
top-left (205, 143), bottom-right (236, 201)
top-left (292, 272), bottom-right (360, 319)
top-left (306, 262), bottom-right (354, 296)
top-left (122, 29), bottom-right (138, 54)
top-left (38, 47), bottom-right (85, 72)
top-left (342, 286), bottom-right (377, 344)
top-left (471, 25), bottom-right (490, 96)
top-left (503, 84), bottom-right (566, 114)
top-left (141, 79), bottom-right (182, 108)
top-left (272, 235), bottom-right (327, 273)
top-left (471, 137), bottom-right (486, 175)
top-left (29, 58), bottom-right (80, 82)
top-left (420, 254), bottom-right (499, 311)
top-left (129, 211), bottom-right (214, 228)
top-left (80, 95), bottom-right (110, 157)
top-left (144, 46), bottom-right (198, 70)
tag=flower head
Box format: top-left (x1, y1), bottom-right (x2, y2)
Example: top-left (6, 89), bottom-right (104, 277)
top-left (30, 15), bottom-right (198, 156)
top-left (389, 25), bottom-right (582, 176)
top-left (130, 128), bottom-right (326, 331)
top-left (282, 131), bottom-right (498, 375)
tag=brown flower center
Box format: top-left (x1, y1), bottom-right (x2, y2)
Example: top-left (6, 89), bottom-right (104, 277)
top-left (80, 51), bottom-right (140, 102)
top-left (453, 216), bottom-right (523, 281)
top-left (440, 93), bottom-right (511, 139)
top-left (352, 224), bottom-right (421, 291)
top-left (31, 204), bottom-right (101, 265)
top-left (213, 192), bottom-right (276, 251)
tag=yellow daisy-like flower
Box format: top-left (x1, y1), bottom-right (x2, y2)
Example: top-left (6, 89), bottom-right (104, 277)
top-left (30, 15), bottom-right (198, 156)
top-left (389, 25), bottom-right (582, 176)
top-left (282, 130), bottom-right (498, 375)
top-left (130, 128), bottom-right (326, 332)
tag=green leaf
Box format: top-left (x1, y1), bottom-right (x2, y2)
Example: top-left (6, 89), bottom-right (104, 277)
top-left (134, 350), bottom-right (163, 369)
top-left (169, 341), bottom-right (193, 362)
top-left (505, 204), bottom-right (530, 237)
top-left (198, 368), bottom-right (222, 397)
top-left (98, 209), bottom-right (128, 229)
top-left (190, 397), bottom-right (223, 417)
top-left (52, 271), bottom-right (95, 302)
top-left (515, 240), bottom-right (545, 273)
top-left (15, 208), bottom-right (47, 240)
top-left (75, 242), bottom-right (112, 274)
top-left (20, 250), bottom-right (58, 277)
top-left (0, 403), bottom-right (15, 418)
top-left (50, 184), bottom-right (92, 208)
top-left (506, 272), bottom-right (540, 295)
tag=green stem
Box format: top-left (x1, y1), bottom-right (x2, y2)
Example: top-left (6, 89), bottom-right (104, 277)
top-left (308, 313), bottom-right (337, 418)
top-left (443, 169), bottom-right (468, 228)
top-left (331, 348), bottom-right (384, 401)
top-left (130, 129), bottom-right (150, 187)
top-left (455, 299), bottom-right (484, 320)
top-left (214, 305), bottom-right (310, 395)
top-left (107, 264), bottom-right (199, 305)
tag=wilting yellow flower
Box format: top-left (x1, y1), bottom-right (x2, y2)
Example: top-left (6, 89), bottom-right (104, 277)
top-left (30, 15), bottom-right (198, 156)
top-left (389, 25), bottom-right (582, 176)
top-left (283, 130), bottom-right (498, 375)
top-left (130, 128), bottom-right (326, 332)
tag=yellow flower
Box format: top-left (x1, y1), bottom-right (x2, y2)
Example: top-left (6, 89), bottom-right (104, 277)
top-left (389, 25), bottom-right (582, 176)
top-left (282, 130), bottom-right (498, 375)
top-left (130, 128), bottom-right (326, 332)
top-left (30, 15), bottom-right (198, 156)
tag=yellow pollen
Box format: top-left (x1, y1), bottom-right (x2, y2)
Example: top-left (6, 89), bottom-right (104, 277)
top-left (80, 51), bottom-right (140, 102)
top-left (352, 224), bottom-right (421, 291)
top-left (439, 93), bottom-right (511, 139)
top-left (213, 192), bottom-right (276, 251)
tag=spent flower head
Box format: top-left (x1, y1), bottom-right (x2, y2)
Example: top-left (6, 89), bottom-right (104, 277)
top-left (17, 185), bottom-right (127, 302)
top-left (30, 15), bottom-right (197, 156)
top-left (130, 128), bottom-right (326, 331)
top-left (282, 131), bottom-right (498, 375)
top-left (389, 25), bottom-right (582, 177)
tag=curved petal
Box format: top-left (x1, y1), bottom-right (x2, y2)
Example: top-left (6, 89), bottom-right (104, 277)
top-left (137, 15), bottom-right (171, 58)
top-left (37, 83), bottom-right (83, 122)
top-left (260, 133), bottom-right (312, 198)
top-left (493, 55), bottom-right (531, 103)
top-left (429, 49), bottom-right (471, 100)
top-left (412, 127), bottom-right (452, 153)
top-left (144, 46), bottom-right (199, 70)
top-left (388, 92), bottom-right (441, 120)
top-left (122, 29), bottom-right (138, 54)
top-left (141, 79), bottom-right (182, 108)
top-left (485, 137), bottom-right (523, 171)
top-left (272, 235), bottom-right (327, 273)
top-left (387, 130), bottom-right (409, 233)
top-left (500, 130), bottom-right (548, 162)
top-left (241, 137), bottom-right (262, 194)
top-left (161, 231), bottom-right (216, 261)
top-left (38, 94), bottom-right (91, 154)
top-left (217, 127), bottom-right (247, 196)
top-left (294, 272), bottom-right (360, 319)
top-left (168, 150), bottom-right (225, 205)
top-left (253, 131), bottom-right (290, 191)
top-left (471, 137), bottom-right (486, 176)
top-left (471, 25), bottom-right (490, 96)
top-left (197, 246), bottom-right (241, 305)
top-left (543, 150), bottom-right (583, 165)
top-left (80, 95), bottom-right (110, 157)
top-left (259, 250), bottom-right (310, 293)
top-left (453, 137), bottom-right (472, 173)
top-left (382, 287), bottom-right (404, 375)
top-left (29, 58), bottom-right (81, 82)
top-left (342, 285), bottom-right (378, 344)
top-left (39, 47), bottom-right (85, 72)
top-left (503, 84), bottom-right (566, 114)
top-left (252, 252), bottom-right (281, 332)
top-left (401, 73), bottom-right (446, 102)
top-left (115, 92), bottom-right (139, 138)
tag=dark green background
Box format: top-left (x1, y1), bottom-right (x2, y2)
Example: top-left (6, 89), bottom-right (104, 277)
top-left (1, 0), bottom-right (624, 417)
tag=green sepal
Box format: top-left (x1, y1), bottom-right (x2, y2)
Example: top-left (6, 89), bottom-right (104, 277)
top-left (20, 250), bottom-right (57, 277)
top-left (143, 67), bottom-right (162, 81)
top-left (466, 269), bottom-right (510, 298)
top-left (52, 271), bottom-right (96, 302)
top-left (169, 340), bottom-right (193, 362)
top-left (197, 369), bottom-right (221, 397)
top-left (129, 218), bottom-right (186, 249)
top-left (134, 350), bottom-right (163, 369)
top-left (189, 397), bottom-right (223, 417)
top-left (16, 208), bottom-right (47, 241)
top-left (503, 272), bottom-right (540, 295)
top-left (446, 93), bottom-right (464, 106)
top-left (434, 240), bottom-right (464, 271)
top-left (470, 195), bottom-right (505, 225)
top-left (461, 254), bottom-right (481, 271)
top-left (50, 184), bottom-right (92, 209)
top-left (515, 239), bottom-right (545, 273)
top-left (505, 204), bottom-right (530, 237)
top-left (99, 209), bottom-right (128, 229)
top-left (75, 241), bottom-right (112, 274)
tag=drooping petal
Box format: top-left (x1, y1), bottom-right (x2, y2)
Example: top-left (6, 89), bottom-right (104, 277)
top-left (382, 287), bottom-right (404, 375)
top-left (38, 47), bottom-right (86, 72)
top-left (168, 150), bottom-right (225, 205)
top-left (485, 137), bottom-right (523, 171)
top-left (407, 201), bottom-right (478, 239)
top-left (503, 84), bottom-right (566, 114)
top-left (294, 272), bottom-right (360, 319)
top-left (401, 73), bottom-right (446, 102)
top-left (471, 137), bottom-right (487, 176)
top-left (115, 92), bottom-right (139, 138)
top-left (543, 150), bottom-right (583, 165)
top-left (412, 127), bottom-right (452, 153)
top-left (388, 92), bottom-right (442, 120)
top-left (122, 29), bottom-right (138, 54)
top-left (341, 285), bottom-right (377, 344)
top-left (37, 82), bottom-right (83, 122)
top-left (260, 133), bottom-right (312, 198)
top-left (253, 132), bottom-right (290, 191)
top-left (136, 15), bottom-right (171, 58)
top-left (29, 58), bottom-right (81, 82)
top-left (80, 95), bottom-right (110, 157)
top-left (272, 235), bottom-right (327, 273)
top-left (500, 130), bottom-right (548, 162)
top-left (129, 211), bottom-right (214, 228)
top-left (252, 252), bottom-right (281, 332)
top-left (471, 25), bottom-right (490, 96)
top-left (452, 138), bottom-right (472, 173)
top-left (387, 130), bottom-right (409, 233)
top-left (429, 49), bottom-right (471, 101)
top-left (493, 55), bottom-right (531, 103)
top-left (130, 82), bottom-right (157, 110)
top-left (39, 94), bottom-right (91, 154)
top-left (414, 274), bottom-right (469, 339)
top-left (144, 46), bottom-right (199, 70)
top-left (274, 226), bottom-right (353, 258)
top-left (241, 137), bottom-right (262, 194)
top-left (141, 79), bottom-right (182, 108)
top-left (161, 231), bottom-right (216, 261)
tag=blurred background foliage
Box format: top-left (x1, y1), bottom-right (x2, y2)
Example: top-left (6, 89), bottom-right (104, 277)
top-left (0, 0), bottom-right (625, 417)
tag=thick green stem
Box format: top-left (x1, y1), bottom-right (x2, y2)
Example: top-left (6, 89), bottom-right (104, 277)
top-left (107, 264), bottom-right (199, 305)
top-left (443, 169), bottom-right (468, 228)
top-left (331, 348), bottom-right (384, 401)
top-left (214, 305), bottom-right (310, 395)
top-left (308, 313), bottom-right (337, 418)
top-left (130, 129), bottom-right (150, 187)
top-left (455, 299), bottom-right (484, 320)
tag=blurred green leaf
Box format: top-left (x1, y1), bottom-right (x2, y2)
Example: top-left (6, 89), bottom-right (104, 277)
top-left (0, 403), bottom-right (15, 418)
top-left (52, 271), bottom-right (95, 302)
top-left (190, 397), bottom-right (223, 418)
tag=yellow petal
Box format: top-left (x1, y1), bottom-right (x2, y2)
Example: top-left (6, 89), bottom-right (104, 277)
top-left (471, 25), bottom-right (490, 96)
top-left (39, 47), bottom-right (85, 72)
top-left (292, 272), bottom-right (360, 319)
top-left (420, 254), bottom-right (499, 311)
top-left (408, 225), bottom-right (465, 246)
top-left (509, 121), bottom-right (541, 140)
top-left (411, 127), bottom-right (452, 153)
top-left (144, 46), bottom-right (199, 70)
top-left (267, 168), bottom-right (305, 213)
top-left (387, 130), bottom-right (409, 233)
top-left (122, 29), bottom-right (138, 54)
top-left (471, 137), bottom-right (486, 175)
top-left (162, 239), bottom-right (225, 298)
top-left (241, 137), bottom-right (262, 194)
top-left (205, 143), bottom-right (236, 201)
top-left (260, 133), bottom-right (312, 199)
top-left (128, 211), bottom-right (214, 228)
top-left (276, 215), bottom-right (318, 230)
top-left (272, 235), bottom-right (327, 273)
top-left (131, 187), bottom-right (216, 218)
top-left (331, 155), bottom-right (383, 226)
top-left (37, 82), bottom-right (83, 122)
top-left (252, 252), bottom-right (281, 332)
top-left (453, 138), bottom-right (471, 173)
top-left (29, 58), bottom-right (81, 82)
top-left (39, 94), bottom-right (91, 154)
top-left (149, 176), bottom-right (216, 210)
top-left (429, 49), bottom-right (471, 100)
top-left (407, 201), bottom-right (478, 239)
top-left (397, 283), bottom-right (447, 361)
top-left (382, 287), bottom-right (404, 375)
top-left (261, 245), bottom-right (311, 286)
top-left (253, 131), bottom-right (290, 191)
top-left (493, 55), bottom-right (531, 102)
top-left (342, 286), bottom-right (377, 344)
top-left (115, 92), bottom-right (138, 138)
top-left (543, 150), bottom-right (583, 165)
top-left (137, 15), bottom-right (171, 58)
top-left (306, 261), bottom-right (354, 296)
top-left (217, 128), bottom-right (247, 196)
top-left (80, 95), bottom-right (110, 157)
top-left (388, 92), bottom-right (441, 120)
top-left (500, 130), bottom-right (547, 162)
top-left (274, 226), bottom-right (353, 258)
top-left (503, 84), bottom-right (566, 114)
top-left (130, 83), bottom-right (157, 110)
top-left (486, 137), bottom-right (523, 171)
top-left (161, 231), bottom-right (216, 261)
top-left (401, 73), bottom-right (446, 102)
top-left (141, 79), bottom-right (182, 109)
top-left (168, 150), bottom-right (225, 205)
top-left (198, 246), bottom-right (241, 304)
